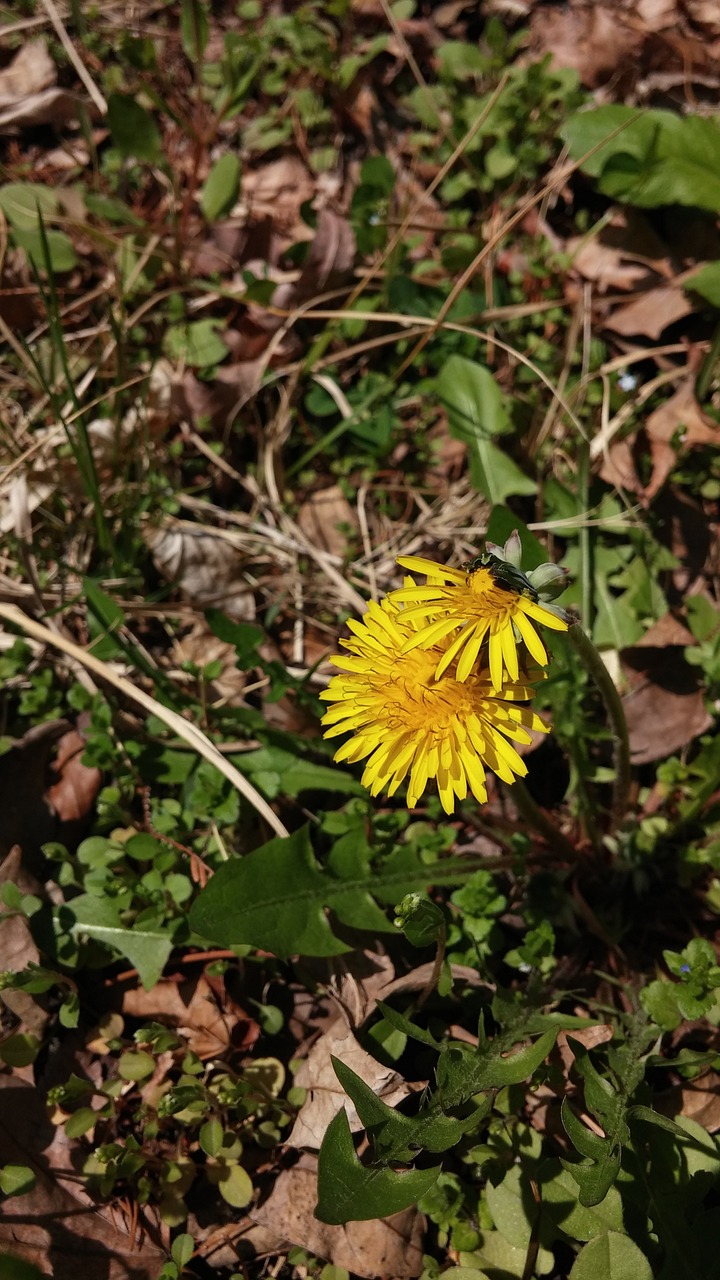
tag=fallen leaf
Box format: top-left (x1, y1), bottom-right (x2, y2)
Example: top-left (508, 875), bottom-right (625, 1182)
top-left (122, 973), bottom-right (259, 1060)
top-left (297, 485), bottom-right (357, 558)
top-left (0, 847), bottom-right (49, 1038)
top-left (656, 1071), bottom-right (720, 1131)
top-left (249, 1154), bottom-right (425, 1279)
top-left (0, 719), bottom-right (69, 865)
top-left (567, 235), bottom-right (651, 293)
top-left (604, 285), bottom-right (694, 340)
top-left (288, 1021), bottom-right (410, 1149)
top-left (621, 619), bottom-right (713, 763)
top-left (46, 728), bottom-right (101, 824)
top-left (265, 210), bottom-right (356, 327)
top-left (243, 156), bottom-right (316, 237)
top-left (145, 522), bottom-right (257, 620)
top-left (172, 622), bottom-right (248, 704)
top-left (530, 4), bottom-right (643, 87)
top-left (644, 376), bottom-right (719, 500)
top-left (0, 1076), bottom-right (166, 1279)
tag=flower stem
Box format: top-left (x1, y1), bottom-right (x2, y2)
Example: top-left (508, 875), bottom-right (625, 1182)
top-left (511, 778), bottom-right (578, 861)
top-left (568, 621), bottom-right (631, 829)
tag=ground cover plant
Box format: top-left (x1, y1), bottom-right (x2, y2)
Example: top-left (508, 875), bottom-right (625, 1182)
top-left (2, 1), bottom-right (720, 1277)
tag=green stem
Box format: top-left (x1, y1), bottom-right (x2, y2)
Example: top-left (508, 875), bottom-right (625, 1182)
top-left (568, 622), bottom-right (632, 830)
top-left (511, 778), bottom-right (578, 861)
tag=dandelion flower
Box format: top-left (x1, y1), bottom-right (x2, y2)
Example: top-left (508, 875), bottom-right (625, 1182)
top-left (390, 549), bottom-right (568, 690)
top-left (320, 596), bottom-right (547, 814)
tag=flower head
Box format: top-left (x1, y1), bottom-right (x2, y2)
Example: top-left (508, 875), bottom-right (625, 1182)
top-left (320, 594), bottom-right (547, 814)
top-left (390, 541), bottom-right (568, 691)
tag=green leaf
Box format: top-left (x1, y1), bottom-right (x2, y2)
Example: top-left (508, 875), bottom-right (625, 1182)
top-left (163, 319), bottom-right (229, 367)
top-left (65, 894), bottom-right (174, 988)
top-left (562, 106), bottom-right (720, 212)
top-left (333, 1059), bottom-right (488, 1162)
top-left (64, 1107), bottom-right (100, 1138)
top-left (107, 93), bottom-right (162, 161)
top-left (189, 826), bottom-right (458, 959)
top-left (13, 228), bottom-right (77, 273)
top-left (315, 1109), bottom-right (440, 1225)
top-left (200, 153), bottom-right (241, 221)
top-left (180, 0), bottom-right (209, 61)
top-left (0, 182), bottom-right (59, 228)
top-left (436, 355), bottom-right (536, 503)
top-left (569, 1232), bottom-right (653, 1280)
top-left (210, 1161), bottom-right (253, 1208)
top-left (172, 1233), bottom-right (195, 1269)
top-left (0, 1034), bottom-right (39, 1067)
top-left (539, 1160), bottom-right (624, 1242)
top-left (435, 1027), bottom-right (558, 1109)
top-left (686, 262), bottom-right (720, 309)
top-left (0, 1165), bottom-right (36, 1197)
top-left (0, 1255), bottom-right (47, 1280)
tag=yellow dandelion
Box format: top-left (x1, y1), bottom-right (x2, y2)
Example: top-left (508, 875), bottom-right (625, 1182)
top-left (320, 597), bottom-right (547, 814)
top-left (390, 554), bottom-right (568, 690)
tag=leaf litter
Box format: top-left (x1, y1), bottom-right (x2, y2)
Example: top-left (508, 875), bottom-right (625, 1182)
top-left (3, 0), bottom-right (720, 1277)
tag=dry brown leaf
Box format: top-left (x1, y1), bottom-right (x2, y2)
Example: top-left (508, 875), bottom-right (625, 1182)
top-left (249, 1154), bottom-right (425, 1279)
top-left (122, 973), bottom-right (259, 1060)
top-left (656, 1072), bottom-right (720, 1131)
top-left (172, 622), bottom-right (248, 704)
top-left (46, 728), bottom-right (101, 824)
top-left (604, 285), bottom-right (694, 339)
top-left (567, 237), bottom-right (650, 293)
top-left (145, 522), bottom-right (256, 620)
top-left (0, 847), bottom-right (49, 1037)
top-left (530, 4), bottom-right (644, 87)
top-left (0, 41), bottom-right (55, 103)
top-left (644, 377), bottom-right (719, 500)
top-left (288, 1021), bottom-right (410, 1148)
top-left (682, 0), bottom-right (720, 35)
top-left (266, 209), bottom-right (356, 325)
top-left (243, 156), bottom-right (316, 237)
top-left (297, 485), bottom-right (357, 558)
top-left (621, 620), bottom-right (713, 763)
top-left (0, 719), bottom-right (69, 864)
top-left (0, 1076), bottom-right (166, 1278)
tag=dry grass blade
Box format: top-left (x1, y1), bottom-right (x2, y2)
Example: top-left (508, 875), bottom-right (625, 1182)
top-left (0, 603), bottom-right (289, 839)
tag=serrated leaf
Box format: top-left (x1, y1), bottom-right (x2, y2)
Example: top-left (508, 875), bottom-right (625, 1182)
top-left (189, 826), bottom-right (462, 959)
top-left (315, 1109), bottom-right (440, 1224)
top-left (65, 894), bottom-right (174, 989)
top-left (333, 1058), bottom-right (488, 1162)
top-left (560, 1099), bottom-right (622, 1206)
top-left (200, 153), bottom-right (241, 221)
top-left (435, 1027), bottom-right (558, 1109)
top-left (436, 355), bottom-right (536, 503)
top-left (569, 1232), bottom-right (653, 1280)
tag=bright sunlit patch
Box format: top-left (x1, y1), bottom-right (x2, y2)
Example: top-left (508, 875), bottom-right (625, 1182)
top-left (320, 596), bottom-right (547, 814)
top-left (390, 554), bottom-right (568, 690)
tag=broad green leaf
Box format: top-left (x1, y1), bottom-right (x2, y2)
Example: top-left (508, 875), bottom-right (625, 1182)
top-left (13, 228), bottom-right (77, 273)
top-left (213, 1162), bottom-right (253, 1208)
top-left (64, 1107), bottom-right (99, 1138)
top-left (107, 93), bottom-right (162, 161)
top-left (460, 1230), bottom-right (554, 1278)
top-left (0, 1256), bottom-right (47, 1280)
top-left (539, 1160), bottom-right (624, 1242)
top-left (562, 106), bottom-right (720, 212)
top-left (569, 1232), bottom-right (653, 1280)
top-left (236, 746), bottom-right (365, 800)
top-left (0, 182), bottom-right (58, 228)
top-left (686, 262), bottom-right (720, 309)
top-left (65, 894), bottom-right (174, 988)
top-left (172, 1234), bottom-right (195, 1269)
top-left (0, 1034), bottom-right (39, 1067)
top-left (486, 1165), bottom-right (537, 1250)
top-left (0, 1165), bottom-right (36, 1197)
top-left (436, 355), bottom-right (536, 503)
top-left (163, 319), bottom-right (229, 367)
top-left (333, 1058), bottom-right (489, 1162)
top-left (315, 1109), bottom-right (440, 1225)
top-left (189, 826), bottom-right (463, 959)
top-left (200, 153), bottom-right (241, 221)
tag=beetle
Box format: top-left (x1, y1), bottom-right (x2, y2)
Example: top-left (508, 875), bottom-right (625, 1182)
top-left (463, 552), bottom-right (539, 601)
